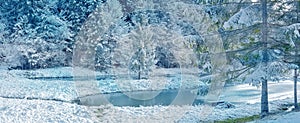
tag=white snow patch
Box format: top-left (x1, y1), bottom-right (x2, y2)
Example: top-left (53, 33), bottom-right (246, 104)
top-left (89, 98), bottom-right (297, 122)
top-left (223, 4), bottom-right (261, 30)
top-left (0, 98), bottom-right (94, 123)
top-left (250, 111), bottom-right (300, 123)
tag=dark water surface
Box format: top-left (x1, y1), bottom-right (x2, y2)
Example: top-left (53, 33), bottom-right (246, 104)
top-left (29, 76), bottom-right (203, 106)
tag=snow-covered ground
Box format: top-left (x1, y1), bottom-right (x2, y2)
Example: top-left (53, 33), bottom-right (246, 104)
top-left (220, 80), bottom-right (300, 104)
top-left (0, 68), bottom-right (77, 102)
top-left (0, 98), bottom-right (95, 122)
top-left (0, 67), bottom-right (300, 122)
top-left (87, 96), bottom-right (298, 122)
top-left (0, 68), bottom-right (96, 122)
top-left (251, 111), bottom-right (300, 123)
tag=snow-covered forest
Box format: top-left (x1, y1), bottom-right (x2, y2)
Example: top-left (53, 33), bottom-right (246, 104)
top-left (0, 0), bottom-right (299, 122)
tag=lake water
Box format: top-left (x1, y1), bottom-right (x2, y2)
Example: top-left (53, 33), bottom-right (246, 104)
top-left (29, 76), bottom-right (204, 106)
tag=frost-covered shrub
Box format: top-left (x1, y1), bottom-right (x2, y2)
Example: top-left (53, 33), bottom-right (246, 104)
top-left (0, 44), bottom-right (28, 69)
top-left (197, 84), bottom-right (209, 96)
top-left (155, 46), bottom-right (179, 68)
top-left (0, 37), bottom-right (69, 70)
top-left (95, 39), bottom-right (116, 71)
top-left (90, 8), bottom-right (205, 72)
top-left (216, 101), bottom-right (235, 109)
top-left (223, 4), bottom-right (261, 30)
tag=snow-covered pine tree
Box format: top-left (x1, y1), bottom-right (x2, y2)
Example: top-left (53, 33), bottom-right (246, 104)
top-left (0, 0), bottom-right (101, 69)
top-left (219, 0), bottom-right (298, 117)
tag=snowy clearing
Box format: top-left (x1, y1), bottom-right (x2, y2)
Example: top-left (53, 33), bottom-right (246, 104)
top-left (251, 111), bottom-right (300, 123)
top-left (0, 67), bottom-right (299, 122)
top-left (0, 98), bottom-right (95, 123)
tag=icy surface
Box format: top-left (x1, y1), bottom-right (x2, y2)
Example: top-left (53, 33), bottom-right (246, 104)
top-left (220, 80), bottom-right (300, 104)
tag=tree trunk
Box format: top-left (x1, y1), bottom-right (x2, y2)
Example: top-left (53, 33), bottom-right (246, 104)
top-left (261, 79), bottom-right (269, 117)
top-left (297, 0), bottom-right (300, 22)
top-left (294, 0), bottom-right (300, 111)
top-left (138, 64), bottom-right (141, 80)
top-left (261, 0), bottom-right (269, 118)
top-left (294, 69), bottom-right (299, 110)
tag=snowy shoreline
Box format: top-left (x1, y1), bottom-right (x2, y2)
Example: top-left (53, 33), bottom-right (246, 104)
top-left (87, 97), bottom-right (297, 122)
top-left (0, 93), bottom-right (296, 122)
top-left (0, 67), bottom-right (299, 122)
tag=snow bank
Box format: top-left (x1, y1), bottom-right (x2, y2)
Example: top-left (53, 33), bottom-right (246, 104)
top-left (252, 111), bottom-right (300, 123)
top-left (8, 67), bottom-right (74, 78)
top-left (89, 98), bottom-right (296, 122)
top-left (0, 97), bottom-right (94, 123)
top-left (0, 71), bottom-right (77, 102)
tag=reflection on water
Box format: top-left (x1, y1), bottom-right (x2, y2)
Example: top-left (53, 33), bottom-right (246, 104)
top-left (79, 89), bottom-right (203, 106)
top-left (28, 76), bottom-right (203, 106)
